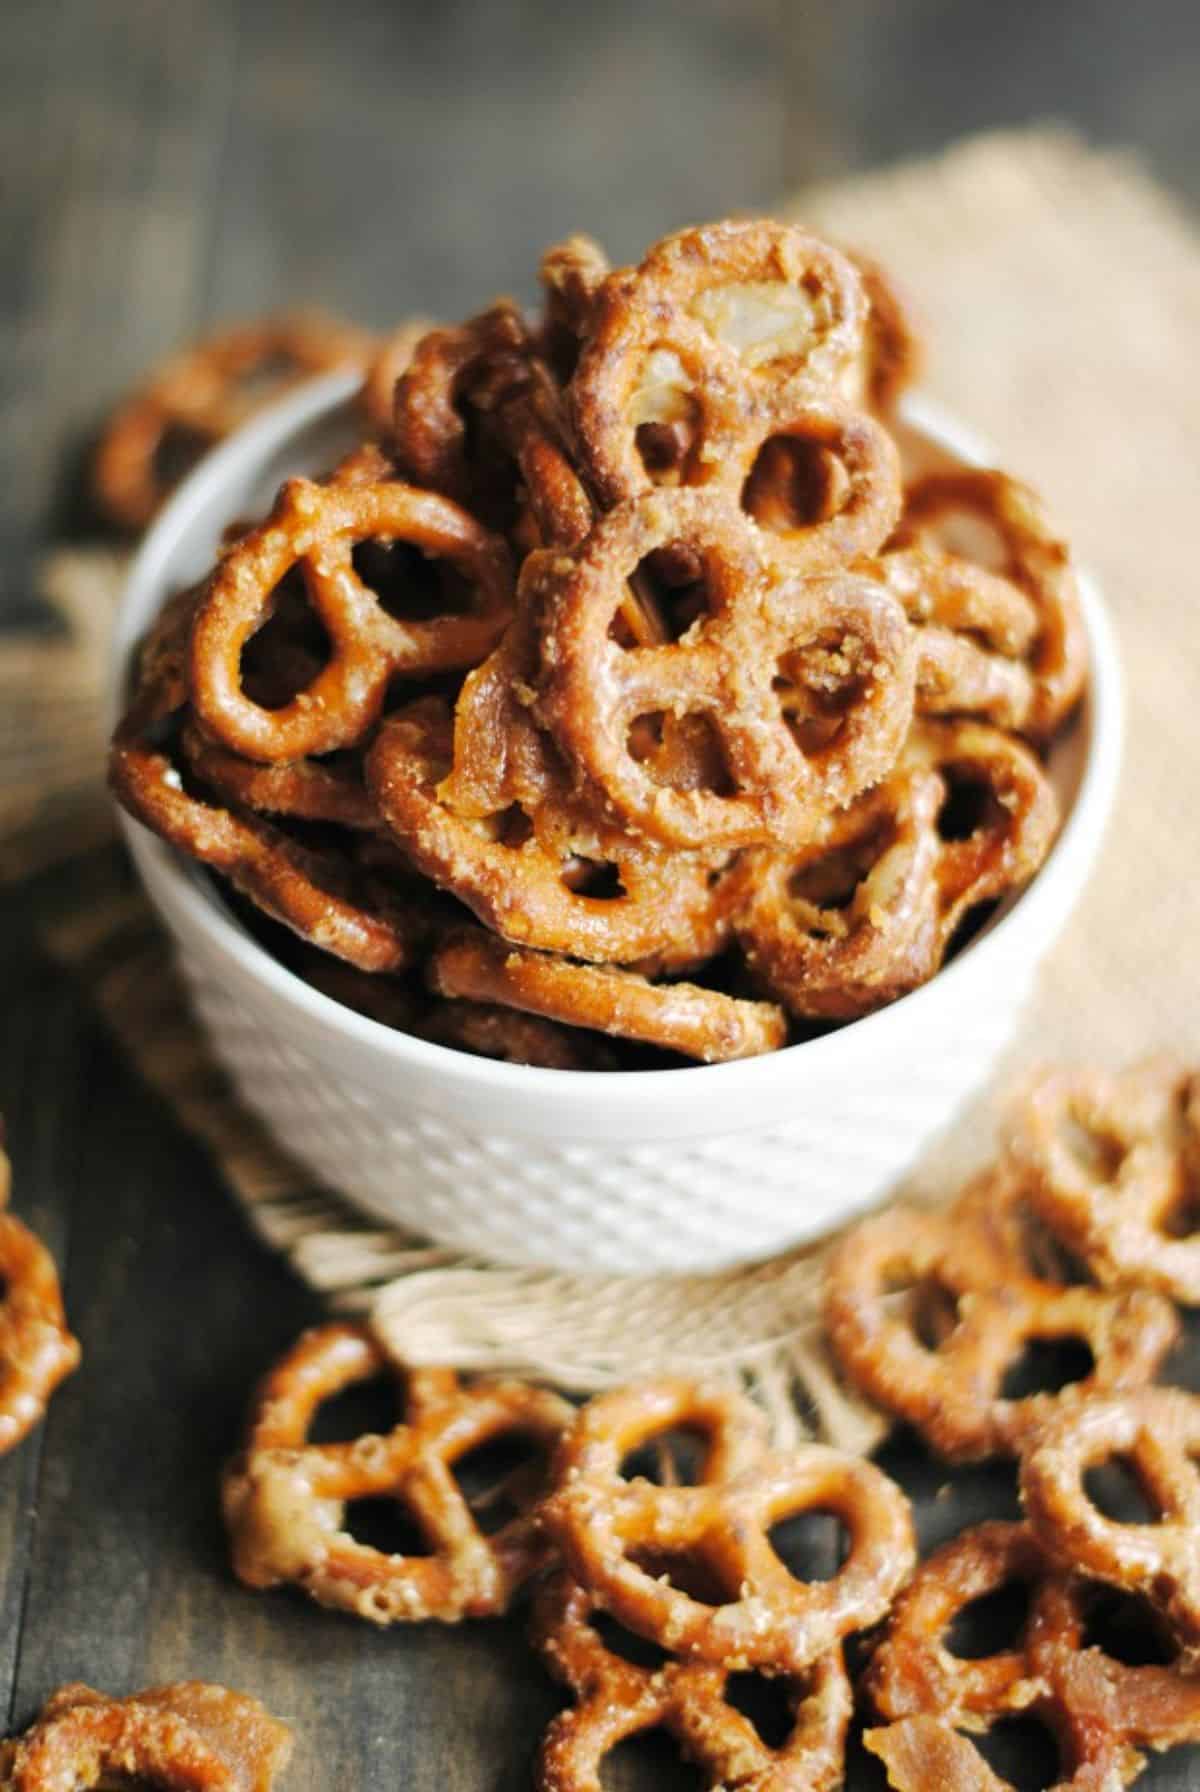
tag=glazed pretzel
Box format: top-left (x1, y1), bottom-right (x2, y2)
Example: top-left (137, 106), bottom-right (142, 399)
top-left (729, 717), bottom-right (1058, 1019)
top-left (360, 315), bottom-right (435, 439)
top-left (110, 599), bottom-right (421, 973)
top-left (93, 311), bottom-right (374, 531)
top-left (822, 1165), bottom-right (1179, 1461)
top-left (532, 487), bottom-right (916, 850)
top-left (0, 1137), bottom-right (80, 1455)
top-left (428, 930), bottom-right (785, 1064)
top-left (539, 1377), bottom-right (914, 1671)
top-left (222, 1323), bottom-right (572, 1624)
top-left (891, 469), bottom-right (1088, 738)
top-left (2, 1681), bottom-right (293, 1792)
top-left (530, 1570), bottom-right (852, 1792)
top-left (390, 299), bottom-right (539, 516)
top-left (864, 1521), bottom-right (1054, 1726)
top-left (1010, 1057), bottom-right (1200, 1303)
top-left (188, 465), bottom-right (513, 762)
top-left (367, 699), bottom-right (733, 967)
top-left (570, 220), bottom-right (868, 507)
top-left (1020, 1388), bottom-right (1200, 1648)
top-left (866, 1518), bottom-right (1200, 1785)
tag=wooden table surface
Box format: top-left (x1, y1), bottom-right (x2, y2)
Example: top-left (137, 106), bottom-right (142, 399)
top-left (4, 2), bottom-right (1200, 1785)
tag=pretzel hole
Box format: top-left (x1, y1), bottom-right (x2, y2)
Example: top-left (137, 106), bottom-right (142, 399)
top-left (1080, 1584), bottom-right (1176, 1665)
top-left (626, 1547), bottom-right (731, 1606)
top-left (723, 1670), bottom-right (800, 1749)
top-left (998, 1335), bottom-right (1094, 1400)
top-left (962, 1715), bottom-right (1060, 1792)
top-left (560, 857), bottom-right (626, 901)
top-left (936, 776), bottom-right (998, 842)
top-left (629, 347), bottom-right (700, 485)
top-left (615, 550), bottom-right (710, 647)
top-left (903, 1275), bottom-right (963, 1351)
top-left (785, 818), bottom-right (895, 929)
top-left (768, 1509), bottom-right (848, 1584)
top-left (307, 1375), bottom-right (404, 1444)
top-left (1060, 1110), bottom-right (1127, 1184)
top-left (628, 713), bottom-right (735, 797)
top-left (342, 1497), bottom-right (433, 1557)
top-left (619, 1427), bottom-right (715, 1485)
top-left (452, 1431), bottom-right (548, 1535)
top-left (588, 1611), bottom-right (673, 1671)
top-left (240, 581), bottom-right (331, 708)
top-left (152, 422), bottom-right (214, 493)
top-left (743, 437), bottom-right (848, 534)
top-left (775, 634), bottom-right (874, 758)
top-left (598, 1726), bottom-right (705, 1792)
top-left (944, 1578), bottom-right (1032, 1658)
top-left (352, 539), bottom-right (474, 623)
top-left (1083, 1455), bottom-right (1161, 1525)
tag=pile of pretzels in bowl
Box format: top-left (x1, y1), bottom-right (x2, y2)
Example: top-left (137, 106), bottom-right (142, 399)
top-left (107, 218), bottom-right (1089, 1070)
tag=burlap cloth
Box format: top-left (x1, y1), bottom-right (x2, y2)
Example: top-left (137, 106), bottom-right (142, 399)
top-left (16, 130), bottom-right (1200, 1447)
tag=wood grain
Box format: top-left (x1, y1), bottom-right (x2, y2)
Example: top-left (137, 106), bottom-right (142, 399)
top-left (3, 1), bottom-right (1200, 1784)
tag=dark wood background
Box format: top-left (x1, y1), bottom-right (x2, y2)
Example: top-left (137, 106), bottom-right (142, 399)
top-left (3, 1), bottom-right (1200, 1785)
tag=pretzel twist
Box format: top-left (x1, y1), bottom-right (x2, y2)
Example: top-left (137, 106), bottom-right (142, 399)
top-left (1010, 1056), bottom-right (1200, 1303)
top-left (532, 487), bottom-right (916, 849)
top-left (1020, 1388), bottom-right (1200, 1649)
top-left (539, 1377), bottom-right (914, 1672)
top-left (823, 1166), bottom-right (1178, 1461)
top-left (730, 717), bottom-right (1058, 1019)
top-left (531, 1571), bottom-right (852, 1792)
top-left (189, 471), bottom-right (513, 762)
top-left (222, 1323), bottom-right (572, 1624)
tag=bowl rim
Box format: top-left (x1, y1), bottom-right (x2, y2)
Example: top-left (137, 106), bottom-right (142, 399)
top-left (112, 370), bottom-right (1124, 1107)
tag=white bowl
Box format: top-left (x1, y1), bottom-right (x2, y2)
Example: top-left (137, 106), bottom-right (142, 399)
top-left (112, 372), bottom-right (1122, 1274)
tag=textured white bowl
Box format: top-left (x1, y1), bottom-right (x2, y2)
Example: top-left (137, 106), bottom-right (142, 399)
top-left (112, 372), bottom-right (1122, 1274)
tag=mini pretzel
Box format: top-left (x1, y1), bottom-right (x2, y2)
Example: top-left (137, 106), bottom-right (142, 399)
top-left (1020, 1389), bottom-right (1200, 1648)
top-left (540, 1377), bottom-right (914, 1671)
top-left (390, 300), bottom-right (538, 515)
top-left (1027, 1571), bottom-right (1200, 1752)
top-left (93, 311), bottom-right (374, 531)
top-left (891, 469), bottom-right (1087, 738)
top-left (189, 469), bottom-right (513, 762)
top-left (429, 930), bottom-right (785, 1063)
top-left (532, 487), bottom-right (916, 850)
top-left (1010, 1057), bottom-right (1200, 1303)
top-left (530, 1570), bottom-right (852, 1792)
top-left (0, 1138), bottom-right (80, 1455)
top-left (730, 717), bottom-right (1058, 1019)
top-left (367, 698), bottom-right (733, 966)
top-left (222, 1322), bottom-right (572, 1624)
top-left (361, 315), bottom-right (435, 438)
top-left (865, 1521), bottom-right (1054, 1726)
top-left (571, 220), bottom-right (867, 506)
top-left (822, 1166), bottom-right (1179, 1461)
top-left (2, 1681), bottom-right (293, 1791)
